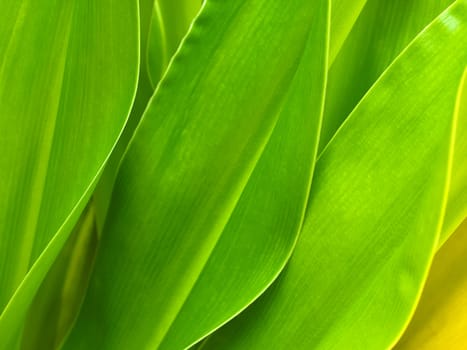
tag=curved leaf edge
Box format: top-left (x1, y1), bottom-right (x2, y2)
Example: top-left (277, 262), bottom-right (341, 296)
top-left (177, 4), bottom-right (330, 349)
top-left (387, 67), bottom-right (466, 349)
top-left (0, 6), bottom-right (141, 347)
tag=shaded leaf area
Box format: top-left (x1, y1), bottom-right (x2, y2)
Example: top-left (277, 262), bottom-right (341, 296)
top-left (395, 219), bottom-right (467, 349)
top-left (21, 202), bottom-right (97, 350)
top-left (18, 1), bottom-right (160, 347)
top-left (328, 0), bottom-right (367, 63)
top-left (92, 0), bottom-right (157, 234)
top-left (20, 2), bottom-right (204, 349)
top-left (0, 0), bottom-right (138, 348)
top-left (148, 0), bottom-right (203, 86)
top-left (65, 0), bottom-right (328, 348)
top-left (202, 2), bottom-right (467, 349)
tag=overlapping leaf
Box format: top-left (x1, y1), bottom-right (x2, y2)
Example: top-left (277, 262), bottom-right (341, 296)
top-left (441, 68), bottom-right (467, 245)
top-left (21, 203), bottom-right (98, 349)
top-left (2, 0), bottom-right (463, 349)
top-left (65, 0), bottom-right (328, 348)
top-left (0, 0), bottom-right (138, 347)
top-left (156, 8), bottom-right (328, 350)
top-left (328, 0), bottom-right (367, 63)
top-left (147, 0), bottom-right (202, 86)
top-left (202, 2), bottom-right (467, 348)
top-left (322, 0), bottom-right (466, 244)
top-left (396, 70), bottom-right (467, 349)
top-left (395, 220), bottom-right (467, 349)
top-left (93, 0), bottom-right (157, 233)
top-left (321, 0), bottom-right (454, 149)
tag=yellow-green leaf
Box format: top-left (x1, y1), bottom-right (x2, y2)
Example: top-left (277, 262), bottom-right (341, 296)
top-left (0, 0), bottom-right (138, 347)
top-left (147, 0), bottom-right (202, 86)
top-left (395, 220), bottom-right (467, 349)
top-left (65, 0), bottom-right (329, 348)
top-left (202, 2), bottom-right (467, 348)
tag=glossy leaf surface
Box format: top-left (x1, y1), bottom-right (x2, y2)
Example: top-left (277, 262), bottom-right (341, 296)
top-left (147, 0), bottom-right (202, 86)
top-left (396, 70), bottom-right (467, 349)
top-left (21, 202), bottom-right (97, 350)
top-left (322, 0), bottom-right (454, 149)
top-left (66, 0), bottom-right (328, 348)
top-left (395, 220), bottom-right (467, 350)
top-left (441, 68), bottom-right (467, 245)
top-left (203, 2), bottom-right (467, 348)
top-left (0, 0), bottom-right (138, 347)
top-left (157, 7), bottom-right (328, 350)
top-left (329, 0), bottom-right (367, 63)
top-left (323, 0), bottom-right (466, 245)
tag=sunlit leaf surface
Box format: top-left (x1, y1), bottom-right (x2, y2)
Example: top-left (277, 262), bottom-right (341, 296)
top-left (441, 68), bottom-right (467, 245)
top-left (321, 0), bottom-right (467, 245)
top-left (328, 0), bottom-right (367, 63)
top-left (395, 69), bottom-right (467, 350)
top-left (65, 0), bottom-right (328, 348)
top-left (322, 0), bottom-right (454, 149)
top-left (21, 202), bottom-right (98, 350)
top-left (1, 0), bottom-right (465, 348)
top-left (395, 220), bottom-right (467, 349)
top-left (202, 2), bottom-right (467, 348)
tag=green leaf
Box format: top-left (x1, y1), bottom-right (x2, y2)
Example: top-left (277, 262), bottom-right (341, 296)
top-left (201, 2), bottom-right (467, 348)
top-left (321, 0), bottom-right (454, 150)
top-left (19, 0), bottom-right (154, 345)
top-left (395, 220), bottom-right (467, 349)
top-left (157, 9), bottom-right (328, 350)
top-left (21, 201), bottom-right (98, 350)
top-left (147, 0), bottom-right (202, 86)
top-left (323, 0), bottom-right (466, 246)
top-left (440, 68), bottom-right (467, 245)
top-left (328, 0), bottom-right (367, 64)
top-left (394, 69), bottom-right (467, 349)
top-left (0, 0), bottom-right (138, 347)
top-left (93, 0), bottom-right (157, 234)
top-left (65, 0), bottom-right (328, 348)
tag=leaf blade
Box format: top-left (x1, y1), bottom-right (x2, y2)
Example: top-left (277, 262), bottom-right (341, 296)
top-left (321, 0), bottom-right (454, 150)
top-left (66, 0), bottom-right (328, 348)
top-left (202, 2), bottom-right (467, 348)
top-left (158, 4), bottom-right (329, 349)
top-left (395, 68), bottom-right (467, 349)
top-left (0, 0), bottom-right (138, 346)
top-left (395, 220), bottom-right (467, 349)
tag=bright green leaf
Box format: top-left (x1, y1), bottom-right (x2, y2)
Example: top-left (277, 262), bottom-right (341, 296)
top-left (65, 0), bottom-right (328, 348)
top-left (201, 2), bottom-right (467, 348)
top-left (18, 0), bottom-right (154, 345)
top-left (92, 0), bottom-right (157, 234)
top-left (322, 0), bottom-right (466, 245)
top-left (21, 201), bottom-right (98, 350)
top-left (440, 68), bottom-right (467, 245)
top-left (395, 220), bottom-right (467, 349)
top-left (0, 0), bottom-right (138, 347)
top-left (322, 0), bottom-right (454, 150)
top-left (147, 0), bottom-right (202, 86)
top-left (394, 69), bottom-right (467, 349)
top-left (157, 9), bottom-right (328, 350)
top-left (328, 0), bottom-right (367, 63)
